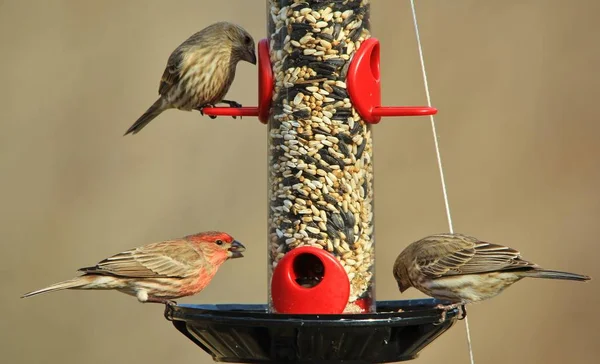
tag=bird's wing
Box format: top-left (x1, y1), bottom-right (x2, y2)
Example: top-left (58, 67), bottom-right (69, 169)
top-left (158, 30), bottom-right (207, 96)
top-left (416, 234), bottom-right (535, 278)
top-left (158, 50), bottom-right (184, 96)
top-left (78, 240), bottom-right (202, 278)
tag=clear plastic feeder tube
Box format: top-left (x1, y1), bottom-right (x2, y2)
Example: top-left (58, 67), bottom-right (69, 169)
top-left (267, 0), bottom-right (375, 314)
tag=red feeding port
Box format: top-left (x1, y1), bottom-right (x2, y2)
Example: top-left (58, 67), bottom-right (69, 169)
top-left (347, 38), bottom-right (438, 124)
top-left (270, 246), bottom-right (350, 314)
top-left (201, 38), bottom-right (273, 123)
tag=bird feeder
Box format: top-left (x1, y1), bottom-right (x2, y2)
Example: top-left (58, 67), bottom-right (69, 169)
top-left (165, 1), bottom-right (458, 362)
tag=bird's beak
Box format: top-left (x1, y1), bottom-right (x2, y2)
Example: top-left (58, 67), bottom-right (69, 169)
top-left (228, 240), bottom-right (246, 259)
top-left (247, 49), bottom-right (257, 65)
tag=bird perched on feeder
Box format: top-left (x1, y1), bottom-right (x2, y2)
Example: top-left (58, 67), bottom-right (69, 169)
top-left (393, 233), bottom-right (590, 319)
top-left (124, 21), bottom-right (257, 135)
top-left (21, 231), bottom-right (246, 305)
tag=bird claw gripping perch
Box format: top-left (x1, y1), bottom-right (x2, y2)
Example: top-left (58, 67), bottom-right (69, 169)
top-left (196, 105), bottom-right (212, 118)
top-left (219, 100), bottom-right (243, 119)
top-left (198, 101), bottom-right (244, 120)
top-left (147, 298), bottom-right (178, 307)
top-left (458, 304), bottom-right (467, 320)
top-left (197, 104), bottom-right (227, 120)
top-left (219, 100), bottom-right (243, 108)
top-left (433, 303), bottom-right (466, 325)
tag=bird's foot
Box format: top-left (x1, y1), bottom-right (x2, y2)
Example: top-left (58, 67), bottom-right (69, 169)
top-left (434, 310), bottom-right (447, 325)
top-left (458, 304), bottom-right (467, 320)
top-left (196, 104), bottom-right (217, 119)
top-left (219, 99), bottom-right (242, 108)
top-left (434, 303), bottom-right (466, 324)
top-left (218, 100), bottom-right (242, 119)
top-left (145, 297), bottom-right (178, 307)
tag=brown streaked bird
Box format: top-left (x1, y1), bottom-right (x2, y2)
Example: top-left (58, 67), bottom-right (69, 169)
top-left (124, 21), bottom-right (257, 135)
top-left (393, 233), bottom-right (590, 318)
top-left (22, 231), bottom-right (246, 305)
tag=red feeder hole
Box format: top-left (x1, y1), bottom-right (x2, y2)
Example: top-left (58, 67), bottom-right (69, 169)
top-left (270, 246), bottom-right (350, 314)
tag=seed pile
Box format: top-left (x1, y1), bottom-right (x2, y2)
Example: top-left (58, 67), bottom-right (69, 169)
top-left (267, 0), bottom-right (374, 313)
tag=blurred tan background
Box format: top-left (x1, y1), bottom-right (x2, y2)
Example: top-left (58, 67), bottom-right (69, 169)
top-left (1, 0), bottom-right (599, 363)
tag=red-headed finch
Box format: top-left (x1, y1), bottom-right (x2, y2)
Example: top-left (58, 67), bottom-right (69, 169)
top-left (393, 233), bottom-right (590, 318)
top-left (22, 231), bottom-right (245, 305)
top-left (124, 21), bottom-right (256, 135)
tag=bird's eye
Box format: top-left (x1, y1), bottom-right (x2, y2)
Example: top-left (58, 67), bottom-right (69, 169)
top-left (244, 35), bottom-right (252, 44)
top-left (215, 240), bottom-right (224, 246)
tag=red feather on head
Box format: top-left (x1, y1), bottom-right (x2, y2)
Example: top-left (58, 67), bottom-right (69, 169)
top-left (186, 231), bottom-right (234, 244)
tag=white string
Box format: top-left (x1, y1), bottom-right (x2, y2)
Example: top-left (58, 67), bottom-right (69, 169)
top-left (408, 1), bottom-right (475, 364)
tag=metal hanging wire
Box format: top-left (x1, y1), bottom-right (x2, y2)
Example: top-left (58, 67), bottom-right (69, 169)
top-left (408, 1), bottom-right (475, 363)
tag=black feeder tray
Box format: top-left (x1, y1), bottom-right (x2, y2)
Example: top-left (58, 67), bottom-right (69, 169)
top-left (164, 299), bottom-right (459, 363)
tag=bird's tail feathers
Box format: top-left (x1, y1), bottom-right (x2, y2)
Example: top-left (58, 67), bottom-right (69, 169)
top-left (521, 269), bottom-right (591, 282)
top-left (124, 98), bottom-right (168, 136)
top-left (21, 275), bottom-right (117, 298)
